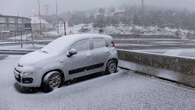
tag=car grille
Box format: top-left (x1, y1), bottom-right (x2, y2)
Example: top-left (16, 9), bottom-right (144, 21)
top-left (14, 68), bottom-right (33, 84)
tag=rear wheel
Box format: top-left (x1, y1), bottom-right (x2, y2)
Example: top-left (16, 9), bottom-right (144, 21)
top-left (42, 71), bottom-right (63, 92)
top-left (106, 60), bottom-right (118, 74)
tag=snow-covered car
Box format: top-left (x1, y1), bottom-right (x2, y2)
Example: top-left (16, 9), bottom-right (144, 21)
top-left (14, 34), bottom-right (118, 92)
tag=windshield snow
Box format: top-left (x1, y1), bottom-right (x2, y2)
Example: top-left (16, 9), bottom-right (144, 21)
top-left (41, 37), bottom-right (70, 54)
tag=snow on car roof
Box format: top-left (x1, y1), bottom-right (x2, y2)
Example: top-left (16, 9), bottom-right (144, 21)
top-left (41, 34), bottom-right (112, 54)
top-left (62, 33), bottom-right (112, 40)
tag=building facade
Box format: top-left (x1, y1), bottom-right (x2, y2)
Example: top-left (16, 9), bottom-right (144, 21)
top-left (0, 15), bottom-right (31, 39)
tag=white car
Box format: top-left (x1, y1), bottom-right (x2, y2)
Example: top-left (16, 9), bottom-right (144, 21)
top-left (14, 34), bottom-right (118, 91)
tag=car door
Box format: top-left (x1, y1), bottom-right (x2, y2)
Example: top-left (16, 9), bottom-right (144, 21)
top-left (67, 39), bottom-right (93, 79)
top-left (90, 38), bottom-right (110, 73)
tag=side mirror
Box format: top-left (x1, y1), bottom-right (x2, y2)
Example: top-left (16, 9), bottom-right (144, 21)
top-left (67, 49), bottom-right (77, 57)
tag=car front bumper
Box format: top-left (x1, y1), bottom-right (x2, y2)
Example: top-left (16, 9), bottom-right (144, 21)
top-left (14, 68), bottom-right (42, 88)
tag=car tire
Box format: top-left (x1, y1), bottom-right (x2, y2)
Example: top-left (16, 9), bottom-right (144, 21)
top-left (105, 60), bottom-right (118, 74)
top-left (42, 71), bottom-right (63, 92)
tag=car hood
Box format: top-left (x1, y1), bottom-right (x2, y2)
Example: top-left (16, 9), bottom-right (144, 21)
top-left (18, 50), bottom-right (57, 66)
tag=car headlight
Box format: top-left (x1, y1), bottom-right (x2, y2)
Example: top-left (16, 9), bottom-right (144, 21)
top-left (22, 72), bottom-right (33, 76)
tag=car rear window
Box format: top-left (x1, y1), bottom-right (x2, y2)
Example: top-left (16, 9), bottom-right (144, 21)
top-left (93, 38), bottom-right (106, 49)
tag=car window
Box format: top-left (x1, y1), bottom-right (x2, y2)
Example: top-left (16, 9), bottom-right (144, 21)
top-left (71, 39), bottom-right (90, 52)
top-left (93, 38), bottom-right (106, 49)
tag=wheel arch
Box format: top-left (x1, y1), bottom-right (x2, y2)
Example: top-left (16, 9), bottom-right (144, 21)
top-left (41, 69), bottom-right (65, 87)
top-left (105, 58), bottom-right (118, 70)
top-left (107, 58), bottom-right (118, 65)
top-left (104, 58), bottom-right (118, 74)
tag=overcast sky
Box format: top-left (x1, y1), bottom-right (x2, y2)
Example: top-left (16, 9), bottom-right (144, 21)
top-left (0, 0), bottom-right (195, 17)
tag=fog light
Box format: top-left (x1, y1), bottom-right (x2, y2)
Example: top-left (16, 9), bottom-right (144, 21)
top-left (22, 78), bottom-right (33, 84)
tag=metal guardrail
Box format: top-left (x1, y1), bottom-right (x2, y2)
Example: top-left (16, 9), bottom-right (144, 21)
top-left (0, 50), bottom-right (33, 55)
top-left (0, 40), bottom-right (51, 46)
top-left (117, 49), bottom-right (195, 87)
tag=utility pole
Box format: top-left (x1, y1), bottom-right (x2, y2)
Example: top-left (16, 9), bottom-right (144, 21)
top-left (16, 13), bottom-right (19, 42)
top-left (44, 4), bottom-right (49, 16)
top-left (56, 0), bottom-right (58, 17)
top-left (141, 0), bottom-right (145, 26)
top-left (64, 21), bottom-right (66, 35)
top-left (20, 31), bottom-right (23, 48)
top-left (56, 0), bottom-right (59, 34)
top-left (37, 0), bottom-right (42, 35)
top-left (141, 0), bottom-right (144, 11)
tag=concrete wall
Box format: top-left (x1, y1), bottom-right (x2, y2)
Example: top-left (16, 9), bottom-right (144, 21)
top-left (118, 49), bottom-right (195, 87)
top-left (111, 34), bottom-right (178, 39)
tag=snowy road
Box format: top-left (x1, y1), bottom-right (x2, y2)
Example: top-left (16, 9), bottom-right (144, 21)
top-left (0, 56), bottom-right (195, 110)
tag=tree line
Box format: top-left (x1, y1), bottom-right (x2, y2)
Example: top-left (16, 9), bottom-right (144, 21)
top-left (45, 6), bottom-right (195, 31)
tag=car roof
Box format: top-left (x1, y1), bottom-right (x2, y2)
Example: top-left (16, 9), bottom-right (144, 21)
top-left (61, 34), bottom-right (112, 41)
top-left (41, 34), bottom-right (112, 54)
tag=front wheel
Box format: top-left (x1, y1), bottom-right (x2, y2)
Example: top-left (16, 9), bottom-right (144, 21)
top-left (106, 60), bottom-right (118, 74)
top-left (42, 71), bottom-right (63, 92)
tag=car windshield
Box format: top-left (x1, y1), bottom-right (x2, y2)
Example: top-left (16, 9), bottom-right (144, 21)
top-left (41, 37), bottom-right (70, 54)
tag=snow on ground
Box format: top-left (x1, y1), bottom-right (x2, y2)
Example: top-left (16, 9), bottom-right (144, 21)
top-left (114, 38), bottom-right (182, 41)
top-left (134, 48), bottom-right (195, 58)
top-left (164, 49), bottom-right (195, 58)
top-left (62, 23), bottom-right (194, 36)
top-left (43, 31), bottom-right (61, 38)
top-left (116, 44), bottom-right (153, 47)
top-left (0, 56), bottom-right (195, 110)
top-left (8, 34), bottom-right (34, 41)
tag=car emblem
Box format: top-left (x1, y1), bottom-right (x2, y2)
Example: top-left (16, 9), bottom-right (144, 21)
top-left (18, 64), bottom-right (23, 67)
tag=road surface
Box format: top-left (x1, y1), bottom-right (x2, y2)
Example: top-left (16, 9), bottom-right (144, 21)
top-left (0, 55), bottom-right (195, 110)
